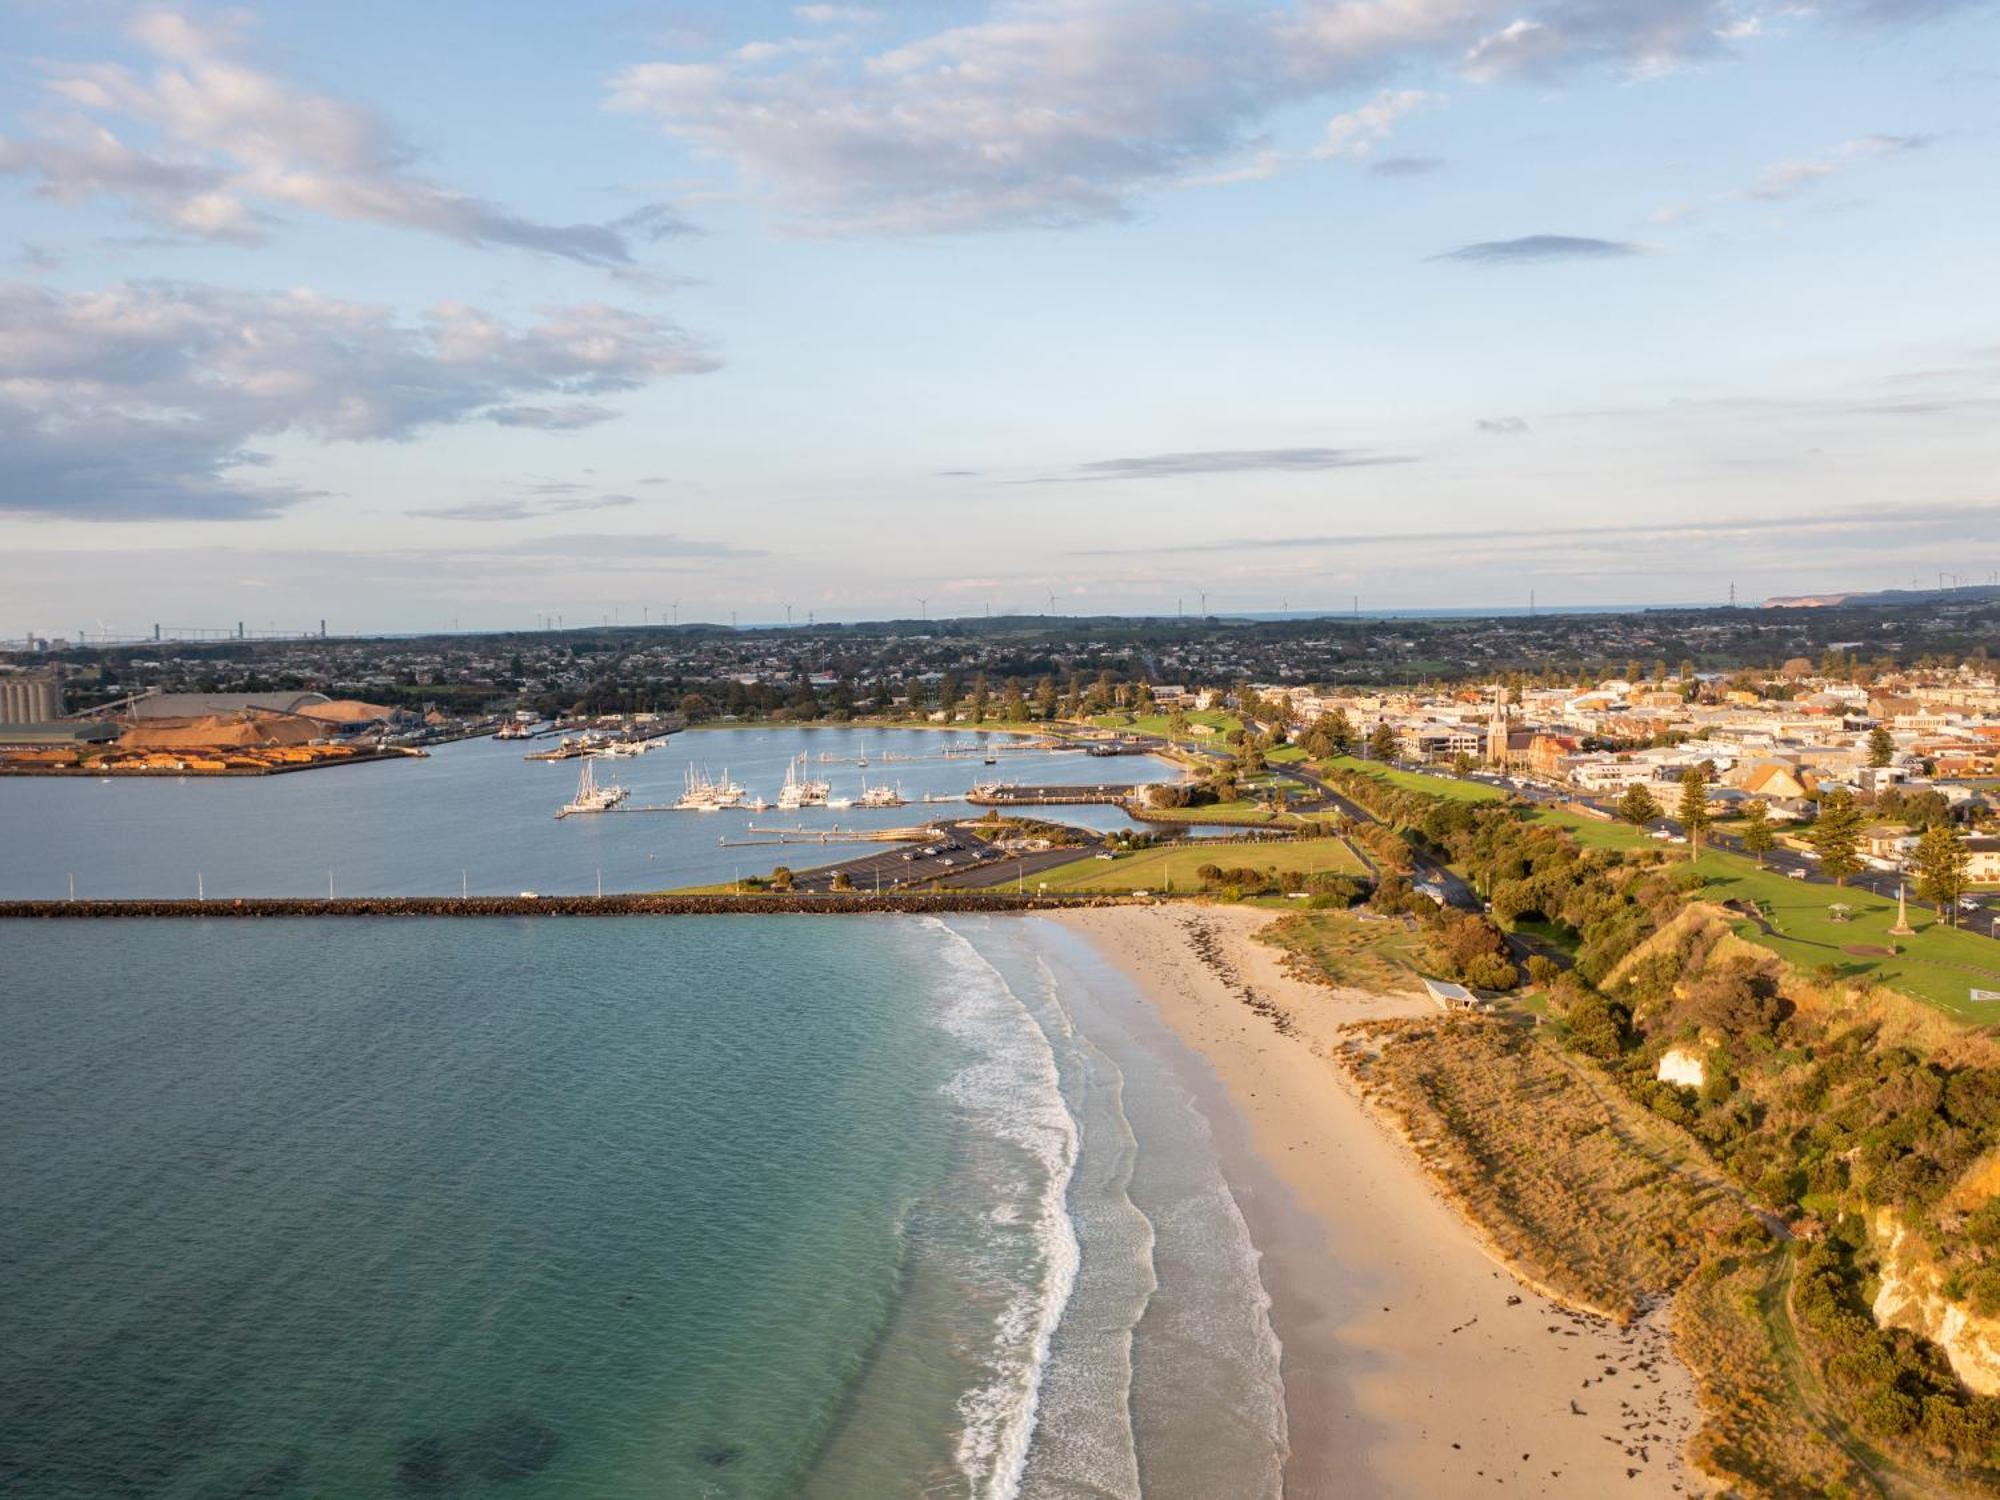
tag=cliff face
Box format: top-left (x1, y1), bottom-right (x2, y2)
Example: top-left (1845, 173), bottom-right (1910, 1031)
top-left (1872, 1210), bottom-right (2000, 1396)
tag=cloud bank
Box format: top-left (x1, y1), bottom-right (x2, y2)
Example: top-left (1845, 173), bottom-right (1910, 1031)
top-left (604, 0), bottom-right (1952, 234)
top-left (0, 282), bottom-right (716, 521)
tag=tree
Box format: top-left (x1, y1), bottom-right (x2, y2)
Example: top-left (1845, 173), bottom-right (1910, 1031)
top-left (1810, 787), bottom-right (1864, 886)
top-left (1366, 722), bottom-right (1398, 762)
top-left (1912, 822), bottom-right (1970, 926)
top-left (1327, 708), bottom-right (1355, 755)
top-left (1867, 725), bottom-right (1895, 768)
top-left (1033, 676), bottom-right (1058, 720)
top-left (1617, 783), bottom-right (1662, 826)
top-left (1451, 750), bottom-right (1477, 777)
top-left (1676, 766), bottom-right (1712, 857)
top-left (1741, 800), bottom-right (1775, 868)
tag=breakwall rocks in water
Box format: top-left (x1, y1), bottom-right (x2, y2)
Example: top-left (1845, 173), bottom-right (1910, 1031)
top-left (0, 893), bottom-right (1131, 919)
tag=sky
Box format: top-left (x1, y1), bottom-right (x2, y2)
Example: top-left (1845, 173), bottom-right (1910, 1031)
top-left (1, 0), bottom-right (1996, 637)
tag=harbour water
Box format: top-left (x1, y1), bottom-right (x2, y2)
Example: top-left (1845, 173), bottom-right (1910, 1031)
top-left (0, 727), bottom-right (1179, 901)
top-left (0, 915), bottom-right (1287, 1499)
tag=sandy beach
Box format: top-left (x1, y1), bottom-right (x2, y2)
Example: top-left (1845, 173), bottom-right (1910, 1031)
top-left (1053, 904), bottom-right (1705, 1499)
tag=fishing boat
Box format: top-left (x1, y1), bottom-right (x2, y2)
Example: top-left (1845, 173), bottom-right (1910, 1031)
top-left (557, 758), bottom-right (628, 817)
top-left (775, 752), bottom-right (831, 810)
top-left (676, 765), bottom-right (746, 810)
top-left (858, 778), bottom-right (906, 808)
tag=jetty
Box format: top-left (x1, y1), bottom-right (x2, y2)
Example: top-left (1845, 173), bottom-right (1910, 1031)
top-left (966, 783), bottom-right (1144, 807)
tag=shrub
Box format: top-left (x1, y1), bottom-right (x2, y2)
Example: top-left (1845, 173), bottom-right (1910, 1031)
top-left (1566, 992), bottom-right (1630, 1060)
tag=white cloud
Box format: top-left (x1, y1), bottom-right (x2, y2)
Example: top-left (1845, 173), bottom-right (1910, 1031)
top-left (1743, 131), bottom-right (1932, 201)
top-left (794, 4), bottom-right (883, 22)
top-left (0, 7), bottom-right (676, 264)
top-left (606, 0), bottom-right (1771, 235)
top-left (0, 281), bottom-right (716, 520)
top-left (1314, 89), bottom-right (1443, 159)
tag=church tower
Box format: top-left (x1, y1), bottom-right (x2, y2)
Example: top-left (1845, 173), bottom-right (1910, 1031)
top-left (1485, 689), bottom-right (1511, 767)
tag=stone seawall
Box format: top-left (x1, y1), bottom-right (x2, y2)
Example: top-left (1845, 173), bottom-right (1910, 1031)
top-left (0, 893), bottom-right (1129, 919)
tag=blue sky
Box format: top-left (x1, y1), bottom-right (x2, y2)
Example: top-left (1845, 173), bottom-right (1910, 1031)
top-left (2, 0), bottom-right (1995, 635)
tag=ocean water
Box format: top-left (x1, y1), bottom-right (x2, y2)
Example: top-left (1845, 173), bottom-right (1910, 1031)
top-left (0, 915), bottom-right (1285, 1499)
top-left (0, 727), bottom-right (1178, 901)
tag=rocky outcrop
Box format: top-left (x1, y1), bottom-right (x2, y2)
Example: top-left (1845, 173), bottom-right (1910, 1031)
top-left (1872, 1209), bottom-right (2000, 1396)
top-left (1656, 1047), bottom-right (1707, 1089)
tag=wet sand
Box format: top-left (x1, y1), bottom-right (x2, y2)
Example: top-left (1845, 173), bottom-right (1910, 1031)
top-left (1053, 905), bottom-right (1705, 1499)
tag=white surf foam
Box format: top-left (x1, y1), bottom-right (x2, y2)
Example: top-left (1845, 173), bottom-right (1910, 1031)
top-left (924, 919), bottom-right (1083, 1500)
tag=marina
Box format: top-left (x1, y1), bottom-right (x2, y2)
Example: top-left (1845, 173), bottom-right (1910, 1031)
top-left (0, 727), bottom-right (1180, 900)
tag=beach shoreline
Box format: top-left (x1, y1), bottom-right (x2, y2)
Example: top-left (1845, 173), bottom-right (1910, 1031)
top-left (1050, 904), bottom-right (1706, 1499)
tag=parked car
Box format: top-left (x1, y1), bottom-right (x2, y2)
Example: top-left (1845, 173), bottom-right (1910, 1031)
top-left (1787, 869), bottom-right (1808, 881)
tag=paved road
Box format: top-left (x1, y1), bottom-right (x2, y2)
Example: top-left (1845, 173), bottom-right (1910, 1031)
top-left (1281, 761), bottom-right (1485, 912)
top-left (788, 822), bottom-right (1107, 894)
top-left (941, 843), bottom-right (1106, 891)
top-left (787, 827), bottom-right (974, 893)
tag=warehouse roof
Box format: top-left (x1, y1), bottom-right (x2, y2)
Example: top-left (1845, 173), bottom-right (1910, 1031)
top-left (123, 691), bottom-right (333, 720)
top-left (0, 721), bottom-right (119, 746)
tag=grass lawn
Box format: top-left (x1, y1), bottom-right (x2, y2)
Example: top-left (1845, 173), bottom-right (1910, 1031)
top-left (1256, 907), bottom-right (1430, 991)
top-left (1687, 850), bottom-right (2000, 1018)
top-left (1032, 836), bottom-right (1364, 893)
top-left (1320, 756), bottom-right (1508, 803)
top-left (1266, 744), bottom-right (1309, 764)
top-left (1132, 799), bottom-right (1304, 826)
top-left (1087, 709), bottom-right (1242, 740)
top-left (1524, 806), bottom-right (1663, 852)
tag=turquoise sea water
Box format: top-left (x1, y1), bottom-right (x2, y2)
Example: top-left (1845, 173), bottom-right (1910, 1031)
top-left (0, 916), bottom-right (1285, 1499)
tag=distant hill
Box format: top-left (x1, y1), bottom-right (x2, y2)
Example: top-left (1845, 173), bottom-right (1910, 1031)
top-left (1762, 583), bottom-right (2000, 609)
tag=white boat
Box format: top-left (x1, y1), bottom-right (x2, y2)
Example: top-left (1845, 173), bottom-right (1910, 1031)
top-left (858, 778), bottom-right (905, 808)
top-left (677, 764), bottom-right (745, 810)
top-left (776, 753), bottom-right (831, 810)
top-left (826, 795), bottom-right (855, 811)
top-left (558, 758), bottom-right (628, 817)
